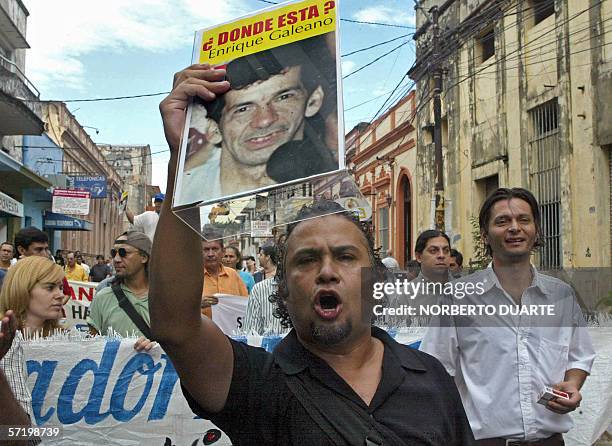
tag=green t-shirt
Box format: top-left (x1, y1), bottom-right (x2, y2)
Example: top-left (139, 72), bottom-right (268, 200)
top-left (87, 283), bottom-right (150, 338)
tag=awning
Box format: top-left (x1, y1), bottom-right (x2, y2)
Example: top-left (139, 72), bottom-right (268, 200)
top-left (0, 149), bottom-right (51, 193)
top-left (43, 211), bottom-right (92, 231)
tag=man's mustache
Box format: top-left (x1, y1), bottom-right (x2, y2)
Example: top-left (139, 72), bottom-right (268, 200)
top-left (245, 126), bottom-right (288, 140)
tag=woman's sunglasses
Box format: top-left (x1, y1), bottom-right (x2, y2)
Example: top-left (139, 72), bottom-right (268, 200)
top-left (110, 248), bottom-right (131, 258)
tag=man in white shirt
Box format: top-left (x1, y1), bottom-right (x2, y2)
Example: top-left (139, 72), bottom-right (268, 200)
top-left (126, 193), bottom-right (164, 241)
top-left (420, 187), bottom-right (595, 445)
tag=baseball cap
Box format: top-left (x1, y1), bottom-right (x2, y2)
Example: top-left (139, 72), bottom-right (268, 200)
top-left (154, 193), bottom-right (165, 202)
top-left (115, 231), bottom-right (152, 257)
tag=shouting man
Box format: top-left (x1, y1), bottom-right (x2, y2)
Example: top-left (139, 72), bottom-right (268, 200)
top-left (149, 64), bottom-right (475, 445)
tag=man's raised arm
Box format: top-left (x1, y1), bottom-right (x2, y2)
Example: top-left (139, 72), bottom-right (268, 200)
top-left (149, 65), bottom-right (233, 413)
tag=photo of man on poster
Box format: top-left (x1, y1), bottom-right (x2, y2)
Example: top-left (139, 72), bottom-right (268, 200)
top-left (177, 33), bottom-right (340, 206)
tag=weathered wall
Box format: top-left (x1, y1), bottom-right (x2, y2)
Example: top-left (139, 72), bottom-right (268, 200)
top-left (412, 0), bottom-right (611, 267)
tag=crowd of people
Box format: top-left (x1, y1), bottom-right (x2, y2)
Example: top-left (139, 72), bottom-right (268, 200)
top-left (0, 60), bottom-right (599, 446)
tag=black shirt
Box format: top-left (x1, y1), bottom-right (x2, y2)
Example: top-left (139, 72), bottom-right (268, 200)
top-left (182, 327), bottom-right (475, 445)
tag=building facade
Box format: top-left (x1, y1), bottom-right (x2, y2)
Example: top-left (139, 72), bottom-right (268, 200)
top-left (41, 101), bottom-right (126, 263)
top-left (409, 0), bottom-right (611, 268)
top-left (347, 91), bottom-right (418, 268)
top-left (0, 0), bottom-right (49, 244)
top-left (98, 144), bottom-right (152, 222)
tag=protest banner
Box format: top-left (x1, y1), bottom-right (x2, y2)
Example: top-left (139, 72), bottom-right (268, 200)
top-left (52, 189), bottom-right (91, 215)
top-left (60, 280), bottom-right (97, 332)
top-left (173, 0), bottom-right (344, 208)
top-left (24, 336), bottom-right (231, 445)
top-left (22, 329), bottom-right (612, 445)
top-left (211, 294), bottom-right (248, 335)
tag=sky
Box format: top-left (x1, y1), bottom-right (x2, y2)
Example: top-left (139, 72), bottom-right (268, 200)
top-left (22, 0), bottom-right (416, 192)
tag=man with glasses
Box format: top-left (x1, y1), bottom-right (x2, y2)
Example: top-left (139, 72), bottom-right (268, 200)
top-left (87, 231), bottom-right (155, 352)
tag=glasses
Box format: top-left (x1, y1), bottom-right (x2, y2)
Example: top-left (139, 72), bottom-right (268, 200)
top-left (110, 248), bottom-right (134, 258)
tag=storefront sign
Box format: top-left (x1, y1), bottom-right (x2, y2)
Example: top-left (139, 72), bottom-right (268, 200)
top-left (52, 189), bottom-right (90, 215)
top-left (68, 175), bottom-right (107, 198)
top-left (0, 190), bottom-right (24, 217)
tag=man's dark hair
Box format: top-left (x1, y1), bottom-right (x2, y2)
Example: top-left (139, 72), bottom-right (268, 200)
top-left (96, 254), bottom-right (104, 261)
top-left (478, 187), bottom-right (542, 256)
top-left (203, 34), bottom-right (335, 123)
top-left (14, 227), bottom-right (48, 251)
top-left (270, 200), bottom-right (385, 329)
top-left (406, 259), bottom-right (421, 275)
top-left (450, 249), bottom-right (463, 267)
top-left (201, 228), bottom-right (224, 248)
top-left (414, 230), bottom-right (450, 254)
top-left (259, 244), bottom-right (278, 267)
top-left (244, 255), bottom-right (255, 262)
top-left (1, 242), bottom-right (13, 250)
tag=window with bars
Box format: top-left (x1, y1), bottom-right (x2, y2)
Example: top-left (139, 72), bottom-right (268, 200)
top-left (528, 98), bottom-right (561, 269)
top-left (378, 207), bottom-right (389, 253)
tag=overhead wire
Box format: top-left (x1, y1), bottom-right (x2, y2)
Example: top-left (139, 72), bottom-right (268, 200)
top-left (342, 34), bottom-right (413, 57)
top-left (250, 0), bottom-right (415, 29)
top-left (446, 1), bottom-right (604, 73)
top-left (348, 1), bottom-right (604, 172)
top-left (343, 41), bottom-right (411, 79)
top-left (418, 0), bottom-right (559, 74)
top-left (27, 33), bottom-right (415, 104)
top-left (441, 1), bottom-right (605, 96)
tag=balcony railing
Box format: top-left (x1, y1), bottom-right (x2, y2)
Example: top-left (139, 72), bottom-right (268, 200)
top-left (0, 53), bottom-right (40, 98)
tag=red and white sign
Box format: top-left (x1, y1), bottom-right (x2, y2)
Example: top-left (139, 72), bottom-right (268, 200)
top-left (52, 188), bottom-right (90, 215)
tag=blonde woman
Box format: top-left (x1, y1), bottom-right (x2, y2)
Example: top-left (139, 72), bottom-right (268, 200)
top-left (0, 256), bottom-right (64, 443)
top-left (0, 256), bottom-right (65, 337)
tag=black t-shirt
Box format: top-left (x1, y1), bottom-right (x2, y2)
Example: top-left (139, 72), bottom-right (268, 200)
top-left (182, 327), bottom-right (475, 445)
top-left (89, 263), bottom-right (110, 282)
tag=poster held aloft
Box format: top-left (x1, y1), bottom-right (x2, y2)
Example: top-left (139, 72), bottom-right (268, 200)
top-left (171, 0), bottom-right (373, 241)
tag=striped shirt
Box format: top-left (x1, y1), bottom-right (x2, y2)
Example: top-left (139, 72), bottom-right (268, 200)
top-left (0, 330), bottom-right (33, 417)
top-left (0, 330), bottom-right (41, 444)
top-left (245, 278), bottom-right (288, 335)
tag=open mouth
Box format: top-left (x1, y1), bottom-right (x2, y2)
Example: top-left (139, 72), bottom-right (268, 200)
top-left (314, 291), bottom-right (342, 321)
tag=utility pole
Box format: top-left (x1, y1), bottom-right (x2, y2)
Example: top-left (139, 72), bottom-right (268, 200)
top-left (430, 5), bottom-right (445, 231)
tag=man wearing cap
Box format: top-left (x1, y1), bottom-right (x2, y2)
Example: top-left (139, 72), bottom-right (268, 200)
top-left (126, 193), bottom-right (165, 241)
top-left (88, 231), bottom-right (155, 351)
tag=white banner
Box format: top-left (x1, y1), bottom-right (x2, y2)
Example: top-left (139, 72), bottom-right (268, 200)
top-left (25, 337), bottom-right (231, 445)
top-left (52, 189), bottom-right (90, 215)
top-left (211, 294), bottom-right (248, 335)
top-left (61, 280), bottom-right (98, 332)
